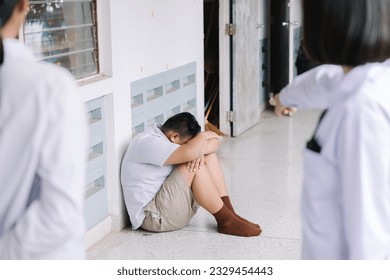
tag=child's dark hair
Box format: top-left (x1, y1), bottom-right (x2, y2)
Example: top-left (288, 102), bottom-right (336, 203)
top-left (302, 0), bottom-right (390, 66)
top-left (161, 112), bottom-right (201, 139)
top-left (1, 0), bottom-right (21, 65)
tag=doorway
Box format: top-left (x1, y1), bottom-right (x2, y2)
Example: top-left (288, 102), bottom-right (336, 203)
top-left (270, 0), bottom-right (290, 94)
top-left (203, 0), bottom-right (269, 137)
top-left (203, 0), bottom-right (223, 135)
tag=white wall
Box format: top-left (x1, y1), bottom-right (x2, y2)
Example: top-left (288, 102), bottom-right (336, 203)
top-left (82, 0), bottom-right (204, 248)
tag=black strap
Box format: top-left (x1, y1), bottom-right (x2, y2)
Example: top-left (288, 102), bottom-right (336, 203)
top-left (0, 37), bottom-right (3, 65)
top-left (306, 110), bottom-right (328, 153)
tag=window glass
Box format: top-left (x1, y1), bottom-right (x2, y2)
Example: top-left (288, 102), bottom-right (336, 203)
top-left (24, 0), bottom-right (98, 79)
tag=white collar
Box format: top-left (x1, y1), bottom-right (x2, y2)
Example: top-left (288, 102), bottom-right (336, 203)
top-left (2, 38), bottom-right (36, 63)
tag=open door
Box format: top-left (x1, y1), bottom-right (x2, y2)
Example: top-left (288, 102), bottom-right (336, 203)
top-left (270, 0), bottom-right (291, 93)
top-left (231, 0), bottom-right (260, 136)
top-left (258, 0), bottom-right (271, 105)
top-left (204, 0), bottom-right (224, 135)
top-left (218, 0), bottom-right (270, 137)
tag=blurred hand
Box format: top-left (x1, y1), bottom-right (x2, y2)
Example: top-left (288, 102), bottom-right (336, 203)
top-left (269, 94), bottom-right (297, 117)
top-left (186, 155), bottom-right (205, 172)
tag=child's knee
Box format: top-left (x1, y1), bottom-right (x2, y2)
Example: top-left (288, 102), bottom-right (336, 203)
top-left (204, 153), bottom-right (218, 163)
top-left (175, 164), bottom-right (195, 185)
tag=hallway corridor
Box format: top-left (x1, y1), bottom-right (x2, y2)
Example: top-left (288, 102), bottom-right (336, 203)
top-left (87, 109), bottom-right (321, 260)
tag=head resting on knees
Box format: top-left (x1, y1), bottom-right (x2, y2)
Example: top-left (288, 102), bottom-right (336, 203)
top-left (160, 112), bottom-right (201, 145)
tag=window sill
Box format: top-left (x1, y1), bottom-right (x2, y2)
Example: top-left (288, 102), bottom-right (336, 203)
top-left (78, 74), bottom-right (114, 103)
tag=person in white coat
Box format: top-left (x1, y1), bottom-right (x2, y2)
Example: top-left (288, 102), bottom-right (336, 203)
top-left (0, 0), bottom-right (87, 259)
top-left (272, 0), bottom-right (390, 259)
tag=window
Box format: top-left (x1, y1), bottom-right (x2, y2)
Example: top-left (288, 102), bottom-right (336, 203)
top-left (23, 0), bottom-right (99, 79)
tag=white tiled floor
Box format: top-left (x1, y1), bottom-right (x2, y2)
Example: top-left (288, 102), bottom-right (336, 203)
top-left (87, 109), bottom-right (321, 260)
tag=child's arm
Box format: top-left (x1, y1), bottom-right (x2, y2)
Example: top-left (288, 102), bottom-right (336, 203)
top-left (164, 131), bottom-right (219, 165)
top-left (278, 64), bottom-right (343, 110)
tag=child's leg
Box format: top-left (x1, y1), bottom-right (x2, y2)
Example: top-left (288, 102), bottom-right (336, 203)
top-left (202, 153), bottom-right (229, 197)
top-left (141, 168), bottom-right (198, 232)
top-left (176, 163), bottom-right (260, 237)
top-left (176, 163), bottom-right (222, 213)
top-left (202, 154), bottom-right (261, 230)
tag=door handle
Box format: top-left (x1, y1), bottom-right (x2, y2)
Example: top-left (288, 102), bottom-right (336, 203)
top-left (282, 21), bottom-right (299, 27)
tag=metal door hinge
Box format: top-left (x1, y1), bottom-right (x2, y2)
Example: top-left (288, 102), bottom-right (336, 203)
top-left (226, 111), bottom-right (236, 123)
top-left (225, 23), bottom-right (236, 36)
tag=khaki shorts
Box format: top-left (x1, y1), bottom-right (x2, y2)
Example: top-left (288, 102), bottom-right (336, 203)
top-left (141, 168), bottom-right (199, 232)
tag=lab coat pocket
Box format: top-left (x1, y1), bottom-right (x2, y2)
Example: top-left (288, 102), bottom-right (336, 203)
top-left (302, 147), bottom-right (340, 234)
top-left (302, 148), bottom-right (337, 208)
top-left (302, 148), bottom-right (343, 258)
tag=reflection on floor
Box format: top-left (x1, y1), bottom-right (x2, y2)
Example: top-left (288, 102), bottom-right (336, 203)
top-left (87, 109), bottom-right (321, 260)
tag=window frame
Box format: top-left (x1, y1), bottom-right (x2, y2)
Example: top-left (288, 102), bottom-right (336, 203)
top-left (21, 0), bottom-right (101, 80)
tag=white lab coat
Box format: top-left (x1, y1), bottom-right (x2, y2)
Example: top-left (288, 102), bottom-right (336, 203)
top-left (280, 62), bottom-right (390, 259)
top-left (0, 39), bottom-right (87, 259)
